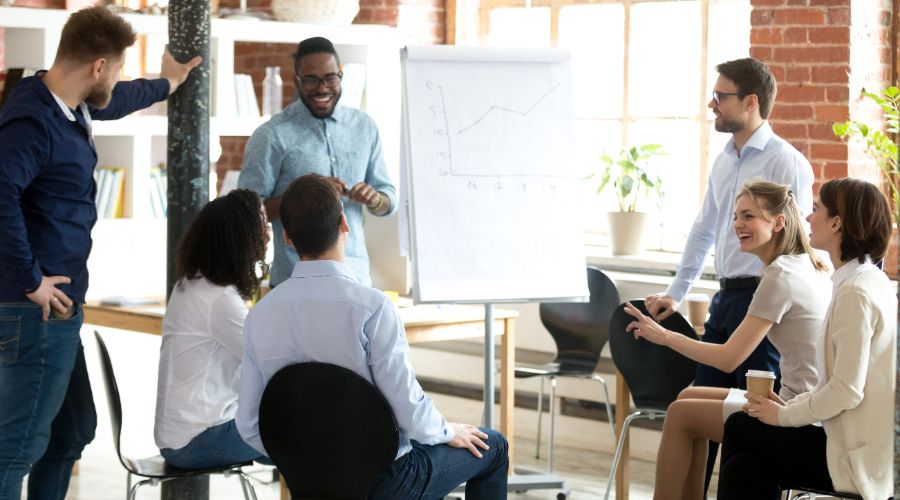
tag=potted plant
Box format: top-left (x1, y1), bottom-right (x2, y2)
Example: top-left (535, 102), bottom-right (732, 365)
top-left (587, 144), bottom-right (664, 255)
top-left (832, 87), bottom-right (900, 226)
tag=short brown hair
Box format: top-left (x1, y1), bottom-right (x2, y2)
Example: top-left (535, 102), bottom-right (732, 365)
top-left (716, 57), bottom-right (777, 119)
top-left (280, 174), bottom-right (343, 258)
top-left (818, 178), bottom-right (892, 264)
top-left (55, 6), bottom-right (136, 64)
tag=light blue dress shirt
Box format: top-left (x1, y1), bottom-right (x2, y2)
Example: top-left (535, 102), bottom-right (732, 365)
top-left (665, 122), bottom-right (814, 302)
top-left (235, 260), bottom-right (452, 458)
top-left (238, 101), bottom-right (397, 288)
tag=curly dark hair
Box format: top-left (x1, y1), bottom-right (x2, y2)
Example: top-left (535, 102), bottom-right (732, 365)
top-left (56, 6), bottom-right (137, 64)
top-left (174, 189), bottom-right (268, 299)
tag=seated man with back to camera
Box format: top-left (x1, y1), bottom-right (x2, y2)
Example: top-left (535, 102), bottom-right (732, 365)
top-left (235, 174), bottom-right (509, 500)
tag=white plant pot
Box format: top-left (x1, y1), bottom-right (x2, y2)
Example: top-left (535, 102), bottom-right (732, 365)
top-left (607, 211), bottom-right (647, 255)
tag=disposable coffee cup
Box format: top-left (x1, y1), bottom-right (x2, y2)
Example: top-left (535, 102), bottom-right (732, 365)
top-left (685, 293), bottom-right (710, 328)
top-left (746, 370), bottom-right (776, 399)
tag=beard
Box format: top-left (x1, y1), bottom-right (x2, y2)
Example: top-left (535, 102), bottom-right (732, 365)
top-left (85, 83), bottom-right (113, 109)
top-left (715, 115), bottom-right (744, 134)
top-left (300, 87), bottom-right (342, 119)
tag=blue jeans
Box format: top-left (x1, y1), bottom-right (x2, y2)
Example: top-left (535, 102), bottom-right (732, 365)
top-left (160, 419), bottom-right (269, 469)
top-left (0, 303), bottom-right (96, 500)
top-left (369, 428), bottom-right (509, 500)
top-left (695, 287), bottom-right (781, 498)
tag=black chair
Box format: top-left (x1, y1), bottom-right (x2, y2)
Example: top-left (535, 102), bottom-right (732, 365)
top-left (258, 362), bottom-right (399, 500)
top-left (93, 331), bottom-right (258, 500)
top-left (514, 266), bottom-right (620, 471)
top-left (784, 487), bottom-right (864, 499)
top-left (602, 300), bottom-right (698, 499)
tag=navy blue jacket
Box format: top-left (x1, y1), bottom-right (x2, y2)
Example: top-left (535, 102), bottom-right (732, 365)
top-left (0, 74), bottom-right (169, 303)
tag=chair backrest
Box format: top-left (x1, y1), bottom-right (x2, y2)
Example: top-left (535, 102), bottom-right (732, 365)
top-left (608, 300), bottom-right (698, 411)
top-left (539, 266), bottom-right (620, 371)
top-left (259, 362), bottom-right (399, 500)
top-left (93, 330), bottom-right (134, 474)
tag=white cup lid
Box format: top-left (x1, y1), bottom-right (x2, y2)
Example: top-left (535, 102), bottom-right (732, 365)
top-left (746, 369), bottom-right (776, 379)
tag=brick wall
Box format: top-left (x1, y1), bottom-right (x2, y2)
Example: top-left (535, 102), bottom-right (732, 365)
top-left (749, 0), bottom-right (895, 271)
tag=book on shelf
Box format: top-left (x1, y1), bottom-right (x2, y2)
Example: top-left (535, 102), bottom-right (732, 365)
top-left (0, 68), bottom-right (40, 110)
top-left (93, 167), bottom-right (126, 219)
top-left (149, 166), bottom-right (167, 217)
top-left (341, 63), bottom-right (367, 110)
top-left (233, 73), bottom-right (261, 117)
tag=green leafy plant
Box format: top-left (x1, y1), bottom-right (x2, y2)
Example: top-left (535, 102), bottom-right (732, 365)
top-left (833, 87), bottom-right (900, 225)
top-left (588, 144), bottom-right (665, 212)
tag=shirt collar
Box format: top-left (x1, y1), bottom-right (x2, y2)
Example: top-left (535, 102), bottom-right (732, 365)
top-left (831, 255), bottom-right (875, 290)
top-left (726, 121), bottom-right (774, 158)
top-left (289, 259), bottom-right (357, 282)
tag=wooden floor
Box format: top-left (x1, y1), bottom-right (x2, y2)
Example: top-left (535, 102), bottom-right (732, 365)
top-left (29, 433), bottom-right (718, 500)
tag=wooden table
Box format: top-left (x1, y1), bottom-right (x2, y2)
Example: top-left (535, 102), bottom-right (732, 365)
top-left (84, 301), bottom-right (518, 500)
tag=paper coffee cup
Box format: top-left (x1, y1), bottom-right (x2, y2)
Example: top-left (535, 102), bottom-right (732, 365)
top-left (746, 370), bottom-right (776, 398)
top-left (685, 293), bottom-right (710, 328)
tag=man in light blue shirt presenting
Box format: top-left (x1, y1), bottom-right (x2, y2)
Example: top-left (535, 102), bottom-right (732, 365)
top-left (644, 57), bottom-right (814, 492)
top-left (238, 37), bottom-right (396, 288)
top-left (236, 174), bottom-right (509, 499)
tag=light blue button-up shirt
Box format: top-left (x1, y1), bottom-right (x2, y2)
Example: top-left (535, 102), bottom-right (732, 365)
top-left (238, 101), bottom-right (397, 288)
top-left (235, 260), bottom-right (452, 458)
top-left (665, 122), bottom-right (814, 302)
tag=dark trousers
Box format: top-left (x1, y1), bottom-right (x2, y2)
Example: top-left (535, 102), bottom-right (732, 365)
top-left (369, 428), bottom-right (509, 500)
top-left (694, 286), bottom-right (782, 495)
top-left (718, 412), bottom-right (833, 499)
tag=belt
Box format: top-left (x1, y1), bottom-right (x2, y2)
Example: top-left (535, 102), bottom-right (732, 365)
top-left (718, 276), bottom-right (761, 290)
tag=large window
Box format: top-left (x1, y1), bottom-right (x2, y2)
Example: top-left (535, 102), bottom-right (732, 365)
top-left (455, 0), bottom-right (750, 250)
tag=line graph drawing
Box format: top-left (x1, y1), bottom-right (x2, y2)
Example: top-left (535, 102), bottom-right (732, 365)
top-left (458, 82), bottom-right (561, 135)
top-left (426, 78), bottom-right (570, 179)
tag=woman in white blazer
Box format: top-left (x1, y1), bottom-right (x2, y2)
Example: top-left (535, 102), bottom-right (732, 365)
top-left (718, 177), bottom-right (896, 500)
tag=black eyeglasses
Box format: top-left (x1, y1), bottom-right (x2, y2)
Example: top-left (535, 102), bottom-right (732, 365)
top-left (712, 91), bottom-right (746, 105)
top-left (298, 73), bottom-right (343, 90)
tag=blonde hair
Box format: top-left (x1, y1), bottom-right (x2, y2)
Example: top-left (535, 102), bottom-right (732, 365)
top-left (736, 179), bottom-right (828, 272)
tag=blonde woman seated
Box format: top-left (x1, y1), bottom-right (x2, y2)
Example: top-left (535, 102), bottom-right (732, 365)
top-left (622, 180), bottom-right (831, 500)
top-left (719, 178), bottom-right (896, 499)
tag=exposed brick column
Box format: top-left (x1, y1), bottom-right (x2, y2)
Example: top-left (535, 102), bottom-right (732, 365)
top-left (750, 0), bottom-right (891, 190)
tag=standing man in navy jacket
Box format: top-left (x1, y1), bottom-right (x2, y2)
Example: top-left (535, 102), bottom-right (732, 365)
top-left (0, 7), bottom-right (200, 499)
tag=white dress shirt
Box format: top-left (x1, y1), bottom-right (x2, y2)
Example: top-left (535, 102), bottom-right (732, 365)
top-left (665, 122), bottom-right (814, 302)
top-left (154, 277), bottom-right (248, 450)
top-left (236, 260), bottom-right (452, 458)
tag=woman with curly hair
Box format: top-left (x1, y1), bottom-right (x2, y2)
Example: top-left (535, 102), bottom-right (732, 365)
top-left (154, 189), bottom-right (271, 468)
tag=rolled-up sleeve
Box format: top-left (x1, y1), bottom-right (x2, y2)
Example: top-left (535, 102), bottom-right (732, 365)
top-left (238, 126), bottom-right (283, 200)
top-left (365, 126), bottom-right (397, 216)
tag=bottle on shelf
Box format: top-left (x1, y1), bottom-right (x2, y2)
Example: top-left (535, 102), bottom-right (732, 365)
top-left (262, 66), bottom-right (283, 117)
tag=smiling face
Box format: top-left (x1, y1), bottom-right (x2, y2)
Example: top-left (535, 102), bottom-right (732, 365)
top-left (806, 197), bottom-right (839, 252)
top-left (295, 52), bottom-right (342, 119)
top-left (733, 194), bottom-right (783, 262)
top-left (85, 54), bottom-right (124, 109)
top-left (709, 75), bottom-right (747, 134)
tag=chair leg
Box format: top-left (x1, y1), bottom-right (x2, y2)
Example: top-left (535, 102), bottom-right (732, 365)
top-left (548, 376), bottom-right (557, 473)
top-left (237, 471), bottom-right (258, 500)
top-left (592, 374), bottom-right (616, 440)
top-left (535, 375), bottom-right (544, 459)
top-left (129, 478), bottom-right (155, 500)
top-left (603, 411), bottom-right (650, 500)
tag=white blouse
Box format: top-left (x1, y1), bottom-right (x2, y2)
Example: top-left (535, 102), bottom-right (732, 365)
top-left (154, 277), bottom-right (248, 450)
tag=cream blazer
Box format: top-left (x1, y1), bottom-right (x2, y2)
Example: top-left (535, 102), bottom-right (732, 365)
top-left (778, 266), bottom-right (896, 500)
